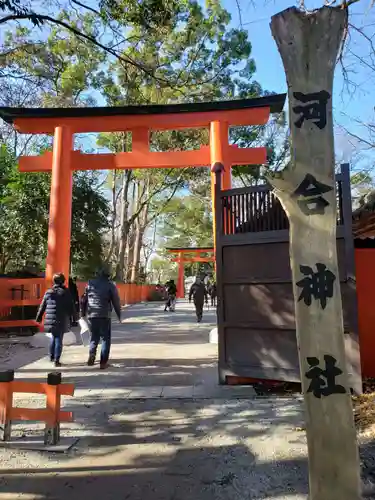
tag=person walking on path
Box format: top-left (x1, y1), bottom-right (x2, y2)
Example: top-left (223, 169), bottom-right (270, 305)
top-left (189, 277), bottom-right (208, 323)
top-left (164, 279), bottom-right (177, 312)
top-left (208, 281), bottom-right (217, 307)
top-left (80, 267), bottom-right (122, 370)
top-left (36, 272), bottom-right (74, 367)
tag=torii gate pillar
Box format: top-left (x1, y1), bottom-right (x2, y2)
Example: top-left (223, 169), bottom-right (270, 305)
top-left (177, 253), bottom-right (185, 298)
top-left (210, 120), bottom-right (231, 251)
top-left (45, 126), bottom-right (73, 286)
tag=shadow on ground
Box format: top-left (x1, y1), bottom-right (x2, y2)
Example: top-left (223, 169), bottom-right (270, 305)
top-left (0, 397), bottom-right (309, 500)
top-left (18, 357), bottom-right (217, 387)
top-left (0, 444), bottom-right (309, 500)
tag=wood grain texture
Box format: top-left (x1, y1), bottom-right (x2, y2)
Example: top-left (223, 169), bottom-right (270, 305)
top-left (269, 6), bottom-right (361, 500)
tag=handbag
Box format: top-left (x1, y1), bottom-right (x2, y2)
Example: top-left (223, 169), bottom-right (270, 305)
top-left (78, 317), bottom-right (91, 346)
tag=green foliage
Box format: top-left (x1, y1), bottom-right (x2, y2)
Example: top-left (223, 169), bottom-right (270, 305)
top-left (101, 0), bottom-right (259, 105)
top-left (71, 172), bottom-right (110, 279)
top-left (159, 194), bottom-right (213, 249)
top-left (0, 144), bottom-right (50, 273)
top-left (0, 145), bottom-right (109, 277)
top-left (2, 13), bottom-right (105, 106)
top-left (149, 256), bottom-right (176, 283)
top-left (102, 0), bottom-right (180, 31)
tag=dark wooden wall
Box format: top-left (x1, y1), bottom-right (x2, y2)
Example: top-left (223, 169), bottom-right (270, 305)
top-left (215, 164), bottom-right (361, 390)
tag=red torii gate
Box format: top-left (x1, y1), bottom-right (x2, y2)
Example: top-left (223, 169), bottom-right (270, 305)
top-left (167, 247), bottom-right (215, 298)
top-left (0, 95), bottom-right (285, 285)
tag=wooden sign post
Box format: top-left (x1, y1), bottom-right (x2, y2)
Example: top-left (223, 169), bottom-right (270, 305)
top-left (269, 7), bottom-right (361, 500)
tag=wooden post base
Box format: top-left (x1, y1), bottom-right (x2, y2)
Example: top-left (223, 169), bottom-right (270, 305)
top-left (44, 423), bottom-right (60, 446)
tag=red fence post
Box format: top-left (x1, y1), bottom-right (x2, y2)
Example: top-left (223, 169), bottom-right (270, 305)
top-left (0, 369), bottom-right (14, 441)
top-left (44, 372), bottom-right (62, 445)
top-left (355, 248), bottom-right (375, 378)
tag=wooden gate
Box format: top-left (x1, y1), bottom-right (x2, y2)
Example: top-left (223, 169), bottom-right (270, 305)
top-left (214, 164), bottom-right (361, 391)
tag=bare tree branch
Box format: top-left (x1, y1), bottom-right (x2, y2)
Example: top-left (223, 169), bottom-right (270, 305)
top-left (0, 13), bottom-right (176, 86)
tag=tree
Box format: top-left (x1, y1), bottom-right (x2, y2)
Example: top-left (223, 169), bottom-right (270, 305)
top-left (1, 13), bottom-right (105, 107)
top-left (97, 0), bottom-right (282, 280)
top-left (0, 0), bottom-right (184, 84)
top-left (231, 112), bottom-right (290, 186)
top-left (351, 170), bottom-right (375, 207)
top-left (0, 14), bottom-right (113, 277)
top-left (149, 256), bottom-right (176, 283)
top-left (0, 144), bottom-right (110, 277)
top-left (0, 144), bottom-right (49, 273)
top-left (158, 193), bottom-right (213, 254)
top-left (70, 171), bottom-right (110, 278)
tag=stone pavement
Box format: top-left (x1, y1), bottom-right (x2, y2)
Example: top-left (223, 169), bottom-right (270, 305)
top-left (5, 300), bottom-right (256, 400)
top-left (0, 300), bottom-right (309, 500)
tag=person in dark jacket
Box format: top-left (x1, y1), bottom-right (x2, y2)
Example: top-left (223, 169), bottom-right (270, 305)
top-left (36, 272), bottom-right (74, 367)
top-left (164, 279), bottom-right (177, 312)
top-left (80, 267), bottom-right (121, 369)
top-left (209, 282), bottom-right (217, 307)
top-left (68, 276), bottom-right (79, 327)
top-left (189, 277), bottom-right (208, 323)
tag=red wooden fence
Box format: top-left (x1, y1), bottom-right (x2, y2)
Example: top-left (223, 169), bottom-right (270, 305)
top-left (0, 279), bottom-right (155, 332)
top-left (0, 369), bottom-right (74, 445)
top-left (355, 249), bottom-right (375, 378)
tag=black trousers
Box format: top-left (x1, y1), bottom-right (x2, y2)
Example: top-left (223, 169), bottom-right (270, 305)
top-left (89, 317), bottom-right (111, 364)
top-left (194, 301), bottom-right (204, 320)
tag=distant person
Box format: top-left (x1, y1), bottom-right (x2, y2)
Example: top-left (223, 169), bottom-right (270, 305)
top-left (35, 272), bottom-right (74, 367)
top-left (164, 279), bottom-right (177, 312)
top-left (209, 282), bottom-right (217, 307)
top-left (68, 276), bottom-right (79, 327)
top-left (80, 267), bottom-right (122, 370)
top-left (189, 277), bottom-right (208, 323)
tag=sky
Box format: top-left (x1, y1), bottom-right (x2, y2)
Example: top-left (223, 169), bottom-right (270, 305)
top-left (221, 0), bottom-right (375, 167)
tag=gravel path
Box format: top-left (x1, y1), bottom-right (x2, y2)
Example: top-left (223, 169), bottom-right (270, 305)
top-left (0, 301), bottom-right (373, 499)
top-left (0, 397), bottom-right (308, 500)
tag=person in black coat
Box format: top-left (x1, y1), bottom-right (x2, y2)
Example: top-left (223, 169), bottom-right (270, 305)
top-left (36, 273), bottom-right (74, 367)
top-left (80, 267), bottom-right (122, 370)
top-left (164, 279), bottom-right (177, 312)
top-left (209, 282), bottom-right (217, 307)
top-left (189, 277), bottom-right (208, 323)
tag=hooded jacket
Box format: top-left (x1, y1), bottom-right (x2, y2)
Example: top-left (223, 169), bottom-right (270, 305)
top-left (36, 284), bottom-right (74, 334)
top-left (80, 275), bottom-right (121, 320)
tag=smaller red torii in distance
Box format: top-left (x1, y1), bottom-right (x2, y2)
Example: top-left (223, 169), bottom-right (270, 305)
top-left (167, 247), bottom-right (214, 298)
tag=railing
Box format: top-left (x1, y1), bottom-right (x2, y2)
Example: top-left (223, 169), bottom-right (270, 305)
top-left (220, 175), bottom-right (345, 236)
top-left (0, 280), bottom-right (156, 333)
top-left (0, 370), bottom-right (74, 445)
top-left (77, 283), bottom-right (154, 305)
top-left (0, 278), bottom-right (45, 331)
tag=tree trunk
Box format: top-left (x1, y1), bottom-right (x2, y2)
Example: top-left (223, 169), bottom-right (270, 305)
top-left (269, 7), bottom-right (360, 500)
top-left (115, 170), bottom-right (132, 281)
top-left (126, 229), bottom-right (135, 282)
top-left (123, 181), bottom-right (137, 281)
top-left (131, 205), bottom-right (148, 283)
top-left (106, 170), bottom-right (118, 264)
top-left (143, 219), bottom-right (158, 272)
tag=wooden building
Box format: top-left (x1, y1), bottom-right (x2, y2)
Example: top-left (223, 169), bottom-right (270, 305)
top-left (214, 163), bottom-right (370, 388)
